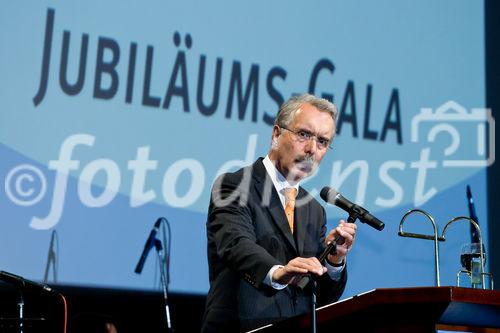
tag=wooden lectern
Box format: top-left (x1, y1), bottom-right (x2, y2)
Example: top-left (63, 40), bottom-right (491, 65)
top-left (251, 287), bottom-right (500, 333)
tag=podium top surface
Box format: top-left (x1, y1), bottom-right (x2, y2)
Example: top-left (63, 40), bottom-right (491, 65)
top-left (320, 286), bottom-right (500, 311)
top-left (252, 286), bottom-right (500, 332)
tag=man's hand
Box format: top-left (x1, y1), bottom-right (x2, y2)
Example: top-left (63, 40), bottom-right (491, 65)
top-left (326, 220), bottom-right (357, 265)
top-left (271, 220), bottom-right (356, 285)
top-left (272, 257), bottom-right (327, 285)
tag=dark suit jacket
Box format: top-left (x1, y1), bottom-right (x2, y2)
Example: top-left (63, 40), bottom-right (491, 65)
top-left (201, 158), bottom-right (347, 332)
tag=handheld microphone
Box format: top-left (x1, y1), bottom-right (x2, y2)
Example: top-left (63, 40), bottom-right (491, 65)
top-left (297, 188), bottom-right (384, 291)
top-left (320, 187), bottom-right (385, 231)
top-left (135, 218), bottom-right (162, 274)
top-left (0, 271), bottom-right (54, 293)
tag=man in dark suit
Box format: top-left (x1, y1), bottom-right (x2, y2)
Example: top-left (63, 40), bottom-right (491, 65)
top-left (202, 94), bottom-right (357, 332)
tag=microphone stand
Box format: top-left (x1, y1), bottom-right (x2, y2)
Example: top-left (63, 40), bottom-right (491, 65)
top-left (310, 279), bottom-right (317, 333)
top-left (306, 210), bottom-right (360, 333)
top-left (135, 217), bottom-right (173, 332)
top-left (154, 239), bottom-right (173, 333)
top-left (17, 290), bottom-right (24, 333)
top-left (43, 230), bottom-right (58, 284)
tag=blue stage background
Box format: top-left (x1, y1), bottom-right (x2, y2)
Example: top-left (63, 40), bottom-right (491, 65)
top-left (0, 1), bottom-right (492, 297)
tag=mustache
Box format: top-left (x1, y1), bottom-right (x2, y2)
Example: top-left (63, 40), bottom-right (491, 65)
top-left (295, 155), bottom-right (316, 167)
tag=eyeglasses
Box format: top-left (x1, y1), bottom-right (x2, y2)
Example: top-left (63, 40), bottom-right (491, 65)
top-left (279, 126), bottom-right (332, 150)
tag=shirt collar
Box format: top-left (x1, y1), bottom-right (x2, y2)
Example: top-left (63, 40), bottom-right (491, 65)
top-left (263, 155), bottom-right (300, 195)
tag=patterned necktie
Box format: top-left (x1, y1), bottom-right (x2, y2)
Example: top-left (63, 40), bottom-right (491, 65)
top-left (284, 188), bottom-right (297, 233)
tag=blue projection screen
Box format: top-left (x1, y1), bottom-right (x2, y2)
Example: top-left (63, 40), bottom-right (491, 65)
top-left (0, 1), bottom-right (492, 296)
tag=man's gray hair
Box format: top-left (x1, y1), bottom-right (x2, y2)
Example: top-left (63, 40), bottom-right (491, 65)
top-left (274, 94), bottom-right (337, 129)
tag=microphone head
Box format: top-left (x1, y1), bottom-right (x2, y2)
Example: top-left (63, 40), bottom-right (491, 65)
top-left (154, 217), bottom-right (163, 228)
top-left (320, 187), bottom-right (338, 203)
top-left (466, 185), bottom-right (472, 199)
top-left (320, 187), bottom-right (329, 201)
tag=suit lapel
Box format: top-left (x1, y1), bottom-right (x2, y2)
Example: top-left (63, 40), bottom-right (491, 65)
top-left (294, 188), bottom-right (309, 256)
top-left (252, 159), bottom-right (297, 254)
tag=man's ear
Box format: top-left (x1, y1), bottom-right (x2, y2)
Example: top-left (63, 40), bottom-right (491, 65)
top-left (272, 125), bottom-right (281, 140)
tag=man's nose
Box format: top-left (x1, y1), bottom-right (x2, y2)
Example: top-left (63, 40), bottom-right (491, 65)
top-left (304, 137), bottom-right (317, 154)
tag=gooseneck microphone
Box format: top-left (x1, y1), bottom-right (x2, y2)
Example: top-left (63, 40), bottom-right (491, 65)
top-left (135, 218), bottom-right (163, 274)
top-left (466, 185), bottom-right (480, 243)
top-left (320, 187), bottom-right (385, 231)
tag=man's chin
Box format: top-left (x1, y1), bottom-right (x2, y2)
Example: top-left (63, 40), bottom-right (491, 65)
top-left (290, 166), bottom-right (312, 181)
